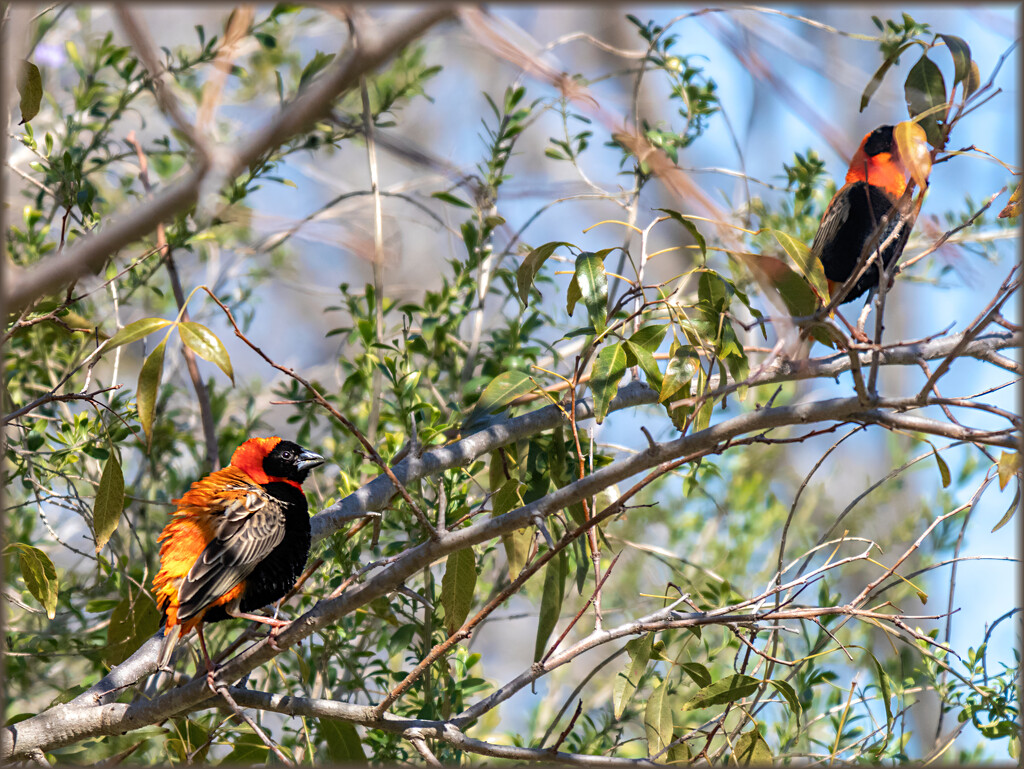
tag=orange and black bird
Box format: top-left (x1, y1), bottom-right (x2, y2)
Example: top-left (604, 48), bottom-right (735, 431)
top-left (152, 437), bottom-right (324, 670)
top-left (811, 124), bottom-right (918, 305)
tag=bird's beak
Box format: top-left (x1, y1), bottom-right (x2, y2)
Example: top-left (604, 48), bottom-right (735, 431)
top-left (296, 449), bottom-right (326, 472)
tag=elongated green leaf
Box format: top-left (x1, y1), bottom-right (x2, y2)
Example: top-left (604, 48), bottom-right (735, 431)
top-left (658, 208), bottom-right (707, 261)
top-left (441, 547), bottom-right (477, 636)
top-left (679, 661), bottom-right (712, 688)
top-left (93, 453), bottom-right (124, 553)
top-left (615, 632), bottom-right (654, 718)
top-left (870, 655), bottom-right (894, 728)
top-left (178, 321), bottom-right (234, 383)
top-left (991, 486), bottom-right (1019, 534)
top-left (137, 340), bottom-right (166, 447)
top-left (939, 34), bottom-right (971, 87)
top-left (534, 550), bottom-right (567, 661)
top-left (431, 190), bottom-right (472, 209)
top-left (965, 60), bottom-right (981, 97)
top-left (224, 733), bottom-right (268, 765)
top-left (573, 252), bottom-right (607, 333)
top-left (931, 445), bottom-right (951, 488)
top-left (773, 229), bottom-right (828, 301)
top-left (679, 674), bottom-right (760, 711)
top-left (769, 679), bottom-right (801, 715)
top-left (735, 253), bottom-right (832, 347)
top-left (624, 340), bottom-right (662, 392)
top-left (566, 273), bottom-right (582, 317)
top-left (644, 676), bottom-right (674, 756)
top-left (628, 324), bottom-right (669, 352)
top-left (11, 543), bottom-right (59, 619)
top-left (105, 317), bottom-right (173, 351)
top-left (591, 342), bottom-right (628, 424)
top-left (517, 241), bottom-right (572, 305)
top-left (860, 44), bottom-right (913, 112)
top-left (475, 370), bottom-right (535, 415)
top-left (904, 54), bottom-right (947, 147)
top-left (17, 60), bottom-right (42, 124)
top-left (493, 478), bottom-right (530, 579)
top-left (733, 730), bottom-right (773, 765)
top-left (104, 585), bottom-right (160, 666)
top-left (321, 720), bottom-right (366, 764)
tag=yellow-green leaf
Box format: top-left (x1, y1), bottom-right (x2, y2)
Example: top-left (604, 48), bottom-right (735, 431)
top-left (17, 60), bottom-right (42, 124)
top-left (939, 34), bottom-right (971, 87)
top-left (517, 241), bottom-right (572, 305)
top-left (104, 585), bottom-right (160, 666)
top-left (493, 478), bottom-right (530, 579)
top-left (904, 54), bottom-right (947, 147)
top-left (178, 321), bottom-right (234, 383)
top-left (894, 121), bottom-right (932, 192)
top-left (733, 730), bottom-right (773, 766)
top-left (573, 252), bottom-right (608, 333)
top-left (772, 229), bottom-right (828, 301)
top-left (591, 342), bottom-right (628, 424)
top-left (440, 547), bottom-right (477, 636)
top-left (534, 550), bottom-right (567, 661)
top-left (614, 633), bottom-right (654, 718)
top-left (137, 340), bottom-right (166, 447)
top-left (10, 543), bottom-right (59, 619)
top-left (105, 317), bottom-right (173, 351)
top-left (94, 453), bottom-right (125, 552)
top-left (931, 446), bottom-right (951, 488)
top-left (997, 451), bottom-right (1019, 491)
top-left (679, 674), bottom-right (760, 711)
top-left (991, 486), bottom-right (1019, 534)
top-left (320, 720), bottom-right (366, 764)
top-left (644, 676), bottom-right (674, 756)
top-left (475, 370), bottom-right (535, 415)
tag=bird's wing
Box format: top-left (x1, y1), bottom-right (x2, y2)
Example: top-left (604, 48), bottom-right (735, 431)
top-left (810, 187), bottom-right (852, 259)
top-left (175, 473), bottom-right (287, 621)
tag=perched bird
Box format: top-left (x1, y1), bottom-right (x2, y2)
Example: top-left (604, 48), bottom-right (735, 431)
top-left (811, 124), bottom-right (919, 305)
top-left (152, 437), bottom-right (324, 672)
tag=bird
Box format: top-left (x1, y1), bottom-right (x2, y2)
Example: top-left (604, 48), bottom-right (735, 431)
top-left (811, 124), bottom-right (920, 307)
top-left (152, 437), bottom-right (324, 677)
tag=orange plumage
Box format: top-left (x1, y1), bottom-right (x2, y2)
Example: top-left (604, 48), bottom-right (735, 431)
top-left (152, 437), bottom-right (324, 669)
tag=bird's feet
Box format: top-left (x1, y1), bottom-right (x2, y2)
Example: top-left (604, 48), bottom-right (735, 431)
top-left (265, 622), bottom-right (291, 652)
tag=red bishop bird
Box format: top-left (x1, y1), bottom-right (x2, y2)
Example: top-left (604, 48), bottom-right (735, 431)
top-left (152, 437), bottom-right (324, 674)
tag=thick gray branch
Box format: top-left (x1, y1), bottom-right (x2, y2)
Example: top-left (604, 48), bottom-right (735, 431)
top-left (2, 6), bottom-right (455, 311)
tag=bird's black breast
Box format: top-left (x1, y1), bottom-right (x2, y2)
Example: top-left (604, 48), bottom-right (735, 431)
top-left (815, 181), bottom-right (909, 304)
top-left (204, 481), bottom-right (311, 622)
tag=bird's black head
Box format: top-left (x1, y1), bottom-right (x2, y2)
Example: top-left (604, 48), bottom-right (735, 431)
top-left (863, 125), bottom-right (895, 157)
top-left (263, 439), bottom-right (325, 484)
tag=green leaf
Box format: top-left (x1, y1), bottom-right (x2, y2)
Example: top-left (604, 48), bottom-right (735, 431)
top-left (534, 550), bottom-right (567, 661)
top-left (320, 720), bottom-right (366, 764)
top-left (572, 252), bottom-right (608, 333)
top-left (17, 60), bottom-right (42, 125)
top-left (178, 321), bottom-right (234, 383)
top-left (11, 543), bottom-right (58, 619)
top-left (591, 342), bottom-right (628, 424)
top-left (769, 679), bottom-right (801, 715)
top-left (516, 241), bottom-right (572, 305)
top-left (628, 324), bottom-right (669, 352)
top-left (644, 676), bottom-right (674, 756)
top-left (991, 485), bottom-right (1019, 534)
top-left (772, 229), bottom-right (828, 301)
top-left (735, 253), bottom-right (832, 347)
top-left (679, 661), bottom-right (712, 688)
top-left (105, 317), bottom-right (173, 351)
top-left (939, 34), bottom-right (971, 87)
top-left (965, 60), bottom-right (981, 97)
top-left (679, 674), bottom-right (760, 711)
top-left (870, 655), bottom-right (894, 728)
top-left (658, 208), bottom-right (706, 261)
top-left (299, 51), bottom-right (335, 90)
top-left (859, 44), bottom-right (914, 112)
top-left (931, 445), bottom-right (951, 488)
top-left (223, 733), bottom-right (268, 765)
top-left (431, 190), bottom-right (472, 209)
top-left (733, 730), bottom-right (773, 765)
top-left (475, 370), bottom-right (535, 415)
top-left (660, 344), bottom-right (700, 403)
top-left (614, 632), bottom-right (654, 718)
top-left (493, 479), bottom-right (530, 579)
top-left (93, 453), bottom-right (125, 553)
top-left (137, 340), bottom-right (166, 447)
top-left (904, 54), bottom-right (947, 147)
top-left (104, 585), bottom-right (160, 666)
top-left (624, 340), bottom-right (662, 392)
top-left (441, 547), bottom-right (477, 636)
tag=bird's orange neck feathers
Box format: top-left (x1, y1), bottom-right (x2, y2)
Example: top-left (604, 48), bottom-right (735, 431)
top-left (845, 144), bottom-right (908, 200)
top-left (230, 437), bottom-right (301, 489)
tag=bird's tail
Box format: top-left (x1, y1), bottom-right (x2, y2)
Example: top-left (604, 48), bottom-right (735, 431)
top-left (157, 623), bottom-right (181, 669)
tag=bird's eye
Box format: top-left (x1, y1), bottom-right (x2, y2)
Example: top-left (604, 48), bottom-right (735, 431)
top-left (280, 450), bottom-right (294, 461)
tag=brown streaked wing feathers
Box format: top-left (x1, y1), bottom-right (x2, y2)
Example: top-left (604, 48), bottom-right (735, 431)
top-left (176, 480), bottom-right (287, 622)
